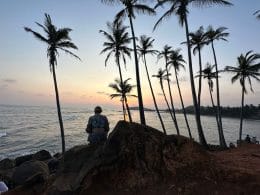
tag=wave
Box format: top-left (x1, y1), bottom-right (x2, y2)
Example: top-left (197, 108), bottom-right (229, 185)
top-left (0, 132), bottom-right (7, 138)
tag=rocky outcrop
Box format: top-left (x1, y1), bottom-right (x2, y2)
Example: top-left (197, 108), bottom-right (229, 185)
top-left (12, 160), bottom-right (49, 186)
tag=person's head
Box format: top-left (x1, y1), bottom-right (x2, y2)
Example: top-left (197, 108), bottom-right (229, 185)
top-left (94, 106), bottom-right (102, 114)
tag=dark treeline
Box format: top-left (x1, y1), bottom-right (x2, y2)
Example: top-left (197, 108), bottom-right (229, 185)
top-left (177, 105), bottom-right (260, 120)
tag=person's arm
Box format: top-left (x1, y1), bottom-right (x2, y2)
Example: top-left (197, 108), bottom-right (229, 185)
top-left (104, 116), bottom-right (109, 132)
top-left (86, 117), bottom-right (92, 133)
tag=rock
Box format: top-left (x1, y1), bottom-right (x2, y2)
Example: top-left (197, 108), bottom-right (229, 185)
top-left (15, 154), bottom-right (33, 167)
top-left (0, 158), bottom-right (15, 170)
top-left (33, 150), bottom-right (52, 161)
top-left (12, 160), bottom-right (49, 186)
top-left (48, 158), bottom-right (59, 173)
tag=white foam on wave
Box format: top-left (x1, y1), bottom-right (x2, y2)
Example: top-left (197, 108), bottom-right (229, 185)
top-left (0, 132), bottom-right (7, 138)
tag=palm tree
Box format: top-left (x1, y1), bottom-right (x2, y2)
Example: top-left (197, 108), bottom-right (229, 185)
top-left (137, 35), bottom-right (167, 134)
top-left (225, 51), bottom-right (260, 141)
top-left (157, 45), bottom-right (180, 135)
top-left (109, 78), bottom-right (137, 122)
top-left (24, 14), bottom-right (80, 154)
top-left (153, 68), bottom-right (177, 134)
top-left (197, 63), bottom-right (224, 145)
top-left (254, 10), bottom-right (260, 19)
top-left (205, 25), bottom-right (229, 148)
top-left (101, 0), bottom-right (156, 125)
top-left (188, 26), bottom-right (207, 108)
top-left (100, 20), bottom-right (132, 121)
top-left (168, 49), bottom-right (192, 139)
top-left (154, 0), bottom-right (232, 148)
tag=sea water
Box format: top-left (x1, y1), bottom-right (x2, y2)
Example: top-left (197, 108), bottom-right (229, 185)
top-left (0, 104), bottom-right (260, 160)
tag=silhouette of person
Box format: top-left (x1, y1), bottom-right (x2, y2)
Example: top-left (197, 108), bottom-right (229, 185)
top-left (86, 106), bottom-right (109, 144)
top-left (245, 134), bottom-right (251, 143)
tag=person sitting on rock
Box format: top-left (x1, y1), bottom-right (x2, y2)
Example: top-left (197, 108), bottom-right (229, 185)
top-left (252, 136), bottom-right (259, 144)
top-left (245, 134), bottom-right (251, 143)
top-left (86, 106), bottom-right (109, 144)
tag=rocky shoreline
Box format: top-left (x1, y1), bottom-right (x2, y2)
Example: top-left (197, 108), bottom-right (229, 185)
top-left (1, 121), bottom-right (260, 194)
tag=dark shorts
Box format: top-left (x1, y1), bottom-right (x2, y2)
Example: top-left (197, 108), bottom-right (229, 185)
top-left (88, 132), bottom-right (107, 144)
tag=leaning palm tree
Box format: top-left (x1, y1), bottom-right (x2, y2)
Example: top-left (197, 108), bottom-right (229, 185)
top-left (168, 49), bottom-right (192, 139)
top-left (137, 35), bottom-right (166, 134)
top-left (225, 51), bottom-right (260, 142)
top-left (188, 26), bottom-right (207, 108)
top-left (153, 68), bottom-right (177, 134)
top-left (205, 25), bottom-right (229, 148)
top-left (197, 63), bottom-right (224, 146)
top-left (100, 19), bottom-right (132, 121)
top-left (154, 0), bottom-right (232, 148)
top-left (254, 10), bottom-right (260, 20)
top-left (157, 45), bottom-right (180, 135)
top-left (24, 14), bottom-right (80, 154)
top-left (101, 0), bottom-right (156, 125)
top-left (109, 78), bottom-right (137, 122)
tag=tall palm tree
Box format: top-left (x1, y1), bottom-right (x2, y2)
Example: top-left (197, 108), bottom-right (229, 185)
top-left (101, 0), bottom-right (156, 125)
top-left (100, 20), bottom-right (132, 121)
top-left (24, 14), bottom-right (80, 154)
top-left (137, 35), bottom-right (167, 134)
top-left (205, 25), bottom-right (229, 148)
top-left (109, 78), bottom-right (137, 122)
top-left (157, 45), bottom-right (180, 135)
top-left (153, 68), bottom-right (177, 134)
top-left (168, 49), bottom-right (192, 139)
top-left (154, 0), bottom-right (232, 148)
top-left (225, 51), bottom-right (260, 141)
top-left (254, 10), bottom-right (260, 20)
top-left (188, 26), bottom-right (207, 108)
top-left (197, 63), bottom-right (224, 145)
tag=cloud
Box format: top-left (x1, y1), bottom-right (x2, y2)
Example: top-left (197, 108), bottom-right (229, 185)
top-left (96, 91), bottom-right (110, 96)
top-left (2, 79), bottom-right (17, 84)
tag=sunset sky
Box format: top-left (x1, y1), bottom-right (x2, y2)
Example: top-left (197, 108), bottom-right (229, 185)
top-left (0, 0), bottom-right (259, 109)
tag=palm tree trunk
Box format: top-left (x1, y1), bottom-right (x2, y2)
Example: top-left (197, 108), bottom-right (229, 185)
top-left (124, 96), bottom-right (133, 123)
top-left (211, 42), bottom-right (227, 148)
top-left (184, 16), bottom-right (208, 148)
top-left (52, 64), bottom-right (65, 154)
top-left (160, 82), bottom-right (176, 131)
top-left (143, 55), bottom-right (167, 134)
top-left (208, 80), bottom-right (221, 141)
top-left (165, 64), bottom-right (180, 135)
top-left (198, 47), bottom-right (202, 108)
top-left (175, 68), bottom-right (192, 139)
top-left (117, 54), bottom-right (127, 121)
top-left (128, 15), bottom-right (146, 125)
top-left (239, 78), bottom-right (245, 141)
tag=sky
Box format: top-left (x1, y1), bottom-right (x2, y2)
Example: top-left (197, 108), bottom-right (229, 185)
top-left (0, 0), bottom-right (259, 109)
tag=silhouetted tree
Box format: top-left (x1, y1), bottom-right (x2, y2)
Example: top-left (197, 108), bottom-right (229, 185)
top-left (109, 78), bottom-right (137, 122)
top-left (153, 68), bottom-right (177, 133)
top-left (225, 51), bottom-right (260, 141)
top-left (154, 0), bottom-right (232, 147)
top-left (157, 45), bottom-right (180, 135)
top-left (205, 26), bottom-right (229, 148)
top-left (198, 63), bottom-right (225, 146)
top-left (188, 26), bottom-right (207, 108)
top-left (24, 14), bottom-right (80, 154)
top-left (137, 35), bottom-right (167, 134)
top-left (100, 20), bottom-right (132, 121)
top-left (254, 10), bottom-right (260, 20)
top-left (101, 0), bottom-right (156, 125)
top-left (168, 49), bottom-right (192, 138)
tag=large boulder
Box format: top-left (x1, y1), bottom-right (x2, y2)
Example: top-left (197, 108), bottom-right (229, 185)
top-left (46, 121), bottom-right (209, 194)
top-left (0, 158), bottom-right (15, 170)
top-left (33, 150), bottom-right (52, 161)
top-left (12, 160), bottom-right (49, 186)
top-left (15, 154), bottom-right (33, 167)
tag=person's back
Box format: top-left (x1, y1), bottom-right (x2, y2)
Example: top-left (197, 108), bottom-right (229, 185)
top-left (86, 106), bottom-right (109, 144)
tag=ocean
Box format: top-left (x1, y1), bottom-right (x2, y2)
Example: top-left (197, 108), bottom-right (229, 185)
top-left (1, 104), bottom-right (260, 160)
